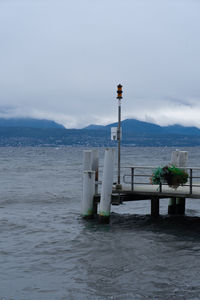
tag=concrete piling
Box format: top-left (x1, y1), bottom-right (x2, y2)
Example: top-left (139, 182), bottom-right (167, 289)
top-left (176, 197), bottom-right (186, 215)
top-left (151, 197), bottom-right (160, 217)
top-left (83, 150), bottom-right (92, 171)
top-left (99, 148), bottom-right (115, 224)
top-left (82, 149), bottom-right (99, 218)
top-left (168, 197), bottom-right (176, 215)
top-left (81, 171), bottom-right (95, 219)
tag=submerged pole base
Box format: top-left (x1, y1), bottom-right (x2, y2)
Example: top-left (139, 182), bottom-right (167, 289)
top-left (99, 215), bottom-right (110, 224)
top-left (82, 214), bottom-right (94, 220)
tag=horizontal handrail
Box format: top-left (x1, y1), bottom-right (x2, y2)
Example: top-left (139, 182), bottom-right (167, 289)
top-left (123, 166), bottom-right (200, 171)
top-left (122, 166), bottom-right (200, 195)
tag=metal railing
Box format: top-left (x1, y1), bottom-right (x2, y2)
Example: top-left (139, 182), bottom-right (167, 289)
top-left (122, 166), bottom-right (200, 195)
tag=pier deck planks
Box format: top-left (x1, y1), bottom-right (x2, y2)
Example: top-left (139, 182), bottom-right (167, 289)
top-left (112, 184), bottom-right (200, 200)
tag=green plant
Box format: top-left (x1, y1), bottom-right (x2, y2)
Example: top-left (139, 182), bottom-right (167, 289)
top-left (150, 165), bottom-right (188, 189)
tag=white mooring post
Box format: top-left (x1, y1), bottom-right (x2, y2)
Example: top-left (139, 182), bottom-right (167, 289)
top-left (83, 149), bottom-right (99, 177)
top-left (99, 148), bottom-right (115, 224)
top-left (82, 171), bottom-right (95, 218)
top-left (83, 150), bottom-right (92, 171)
top-left (168, 150), bottom-right (188, 215)
top-left (81, 149), bottom-right (99, 218)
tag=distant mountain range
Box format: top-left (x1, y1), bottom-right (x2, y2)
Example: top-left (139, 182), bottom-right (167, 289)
top-left (0, 118), bottom-right (64, 129)
top-left (0, 117), bottom-right (200, 146)
top-left (84, 119), bottom-right (200, 136)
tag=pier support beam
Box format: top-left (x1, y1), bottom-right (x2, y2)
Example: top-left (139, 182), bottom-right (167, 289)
top-left (151, 197), bottom-right (160, 217)
top-left (99, 148), bottom-right (115, 224)
top-left (176, 197), bottom-right (186, 215)
top-left (168, 197), bottom-right (176, 215)
top-left (81, 171), bottom-right (95, 219)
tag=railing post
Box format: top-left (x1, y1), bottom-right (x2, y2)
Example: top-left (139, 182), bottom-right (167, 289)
top-left (190, 168), bottom-right (193, 194)
top-left (131, 167), bottom-right (134, 191)
top-left (159, 182), bottom-right (162, 193)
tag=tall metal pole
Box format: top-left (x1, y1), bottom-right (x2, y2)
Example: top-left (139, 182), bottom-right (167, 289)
top-left (117, 99), bottom-right (121, 185)
top-left (116, 84), bottom-right (123, 188)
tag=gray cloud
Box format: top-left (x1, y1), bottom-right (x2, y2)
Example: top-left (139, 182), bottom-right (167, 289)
top-left (0, 0), bottom-right (200, 128)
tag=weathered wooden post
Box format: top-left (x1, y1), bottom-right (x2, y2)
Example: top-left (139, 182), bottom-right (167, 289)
top-left (99, 148), bottom-right (115, 224)
top-left (168, 150), bottom-right (188, 215)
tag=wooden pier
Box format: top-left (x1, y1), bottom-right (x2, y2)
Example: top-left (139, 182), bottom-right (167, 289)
top-left (82, 149), bottom-right (200, 223)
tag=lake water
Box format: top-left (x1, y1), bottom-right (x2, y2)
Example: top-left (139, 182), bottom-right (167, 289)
top-left (0, 146), bottom-right (200, 300)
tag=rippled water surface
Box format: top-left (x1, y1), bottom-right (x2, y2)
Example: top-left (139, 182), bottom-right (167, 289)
top-left (1, 147), bottom-right (200, 300)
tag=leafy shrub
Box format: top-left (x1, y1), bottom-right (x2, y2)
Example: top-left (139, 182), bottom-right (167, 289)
top-left (151, 165), bottom-right (188, 189)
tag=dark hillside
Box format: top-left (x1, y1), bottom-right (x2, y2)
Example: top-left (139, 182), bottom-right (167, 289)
top-left (0, 118), bottom-right (64, 129)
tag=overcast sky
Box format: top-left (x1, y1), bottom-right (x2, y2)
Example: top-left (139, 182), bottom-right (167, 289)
top-left (0, 0), bottom-right (200, 128)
